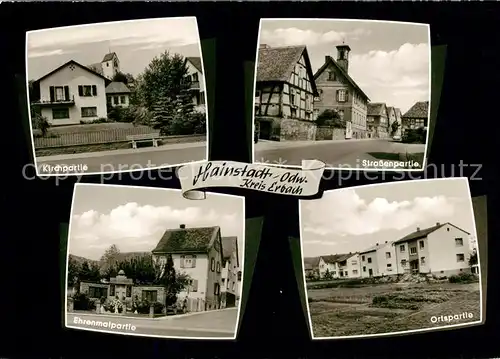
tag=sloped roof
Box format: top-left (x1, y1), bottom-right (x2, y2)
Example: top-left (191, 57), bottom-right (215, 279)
top-left (106, 81), bottom-right (131, 94)
top-left (402, 101), bottom-right (429, 119)
top-left (36, 60), bottom-right (109, 83)
top-left (359, 241), bottom-right (394, 254)
top-left (304, 262), bottom-right (314, 270)
top-left (87, 63), bottom-right (103, 75)
top-left (102, 52), bottom-right (117, 62)
top-left (186, 57), bottom-right (203, 74)
top-left (394, 108), bottom-right (402, 118)
top-left (321, 253), bottom-right (352, 264)
top-left (256, 45), bottom-right (318, 95)
top-left (152, 226), bottom-right (220, 254)
top-left (303, 256), bottom-right (320, 267)
top-left (387, 106), bottom-right (395, 116)
top-left (393, 222), bottom-right (470, 245)
top-left (221, 236), bottom-right (239, 267)
top-left (367, 103), bottom-right (388, 117)
top-left (314, 55), bottom-right (370, 100)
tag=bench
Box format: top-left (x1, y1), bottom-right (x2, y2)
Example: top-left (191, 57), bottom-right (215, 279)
top-left (126, 133), bottom-right (161, 149)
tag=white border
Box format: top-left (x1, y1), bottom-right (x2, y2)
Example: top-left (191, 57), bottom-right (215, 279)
top-left (251, 18), bottom-right (432, 172)
top-left (25, 17), bottom-right (210, 178)
top-left (64, 183), bottom-right (246, 340)
top-left (298, 177), bottom-right (484, 340)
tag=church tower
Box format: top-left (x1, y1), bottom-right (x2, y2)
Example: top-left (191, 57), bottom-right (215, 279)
top-left (336, 43), bottom-right (351, 74)
top-left (101, 52), bottom-right (120, 80)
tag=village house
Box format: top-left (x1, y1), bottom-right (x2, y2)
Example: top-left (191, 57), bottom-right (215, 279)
top-left (254, 44), bottom-right (319, 141)
top-left (359, 241), bottom-right (398, 278)
top-left (318, 253), bottom-right (360, 279)
top-left (303, 257), bottom-right (320, 279)
top-left (30, 60), bottom-right (109, 126)
top-left (152, 224), bottom-right (223, 312)
top-left (78, 270), bottom-right (166, 311)
top-left (393, 222), bottom-right (472, 277)
top-left (401, 100), bottom-right (429, 135)
top-left (367, 103), bottom-right (389, 139)
top-left (106, 81), bottom-right (131, 109)
top-left (313, 43), bottom-right (370, 139)
top-left (184, 57), bottom-right (206, 113)
top-left (220, 236), bottom-right (240, 309)
top-left (87, 52), bottom-right (121, 81)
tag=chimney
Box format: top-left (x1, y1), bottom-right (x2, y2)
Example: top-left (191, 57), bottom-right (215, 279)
top-left (336, 43), bottom-right (351, 73)
top-left (325, 55), bottom-right (330, 63)
top-left (416, 227), bottom-right (420, 231)
top-left (436, 222), bottom-right (441, 226)
top-left (179, 224), bottom-right (186, 229)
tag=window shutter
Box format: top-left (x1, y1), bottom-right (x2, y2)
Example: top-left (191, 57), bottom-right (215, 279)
top-left (345, 91), bottom-right (349, 102)
top-left (336, 90), bottom-right (339, 102)
top-left (64, 86), bottom-right (69, 101)
top-left (49, 86), bottom-right (55, 102)
top-left (92, 85), bottom-right (97, 96)
top-left (192, 255), bottom-right (196, 268)
top-left (180, 255), bottom-right (185, 268)
top-left (192, 279), bottom-right (198, 292)
top-left (78, 85), bottom-right (83, 96)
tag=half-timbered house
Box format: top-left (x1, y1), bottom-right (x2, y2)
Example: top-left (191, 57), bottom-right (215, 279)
top-left (254, 44), bottom-right (319, 141)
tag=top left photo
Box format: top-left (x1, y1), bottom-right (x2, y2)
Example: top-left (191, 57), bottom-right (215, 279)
top-left (26, 17), bottom-right (208, 176)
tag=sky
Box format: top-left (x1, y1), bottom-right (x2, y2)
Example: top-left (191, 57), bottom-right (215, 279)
top-left (300, 179), bottom-right (477, 258)
top-left (27, 17), bottom-right (202, 80)
top-left (259, 19), bottom-right (430, 114)
top-left (69, 185), bottom-right (244, 262)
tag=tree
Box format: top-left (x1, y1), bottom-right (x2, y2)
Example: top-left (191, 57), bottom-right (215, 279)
top-left (157, 254), bottom-right (189, 306)
top-left (115, 255), bottom-right (159, 285)
top-left (390, 121), bottom-right (401, 136)
top-left (468, 249), bottom-right (478, 267)
top-left (67, 256), bottom-right (80, 287)
top-left (150, 96), bottom-right (176, 136)
top-left (100, 244), bottom-right (121, 274)
top-left (324, 268), bottom-right (332, 280)
top-left (31, 110), bottom-right (50, 137)
top-left (315, 109), bottom-right (344, 128)
top-left (79, 261), bottom-right (101, 282)
top-left (112, 71), bottom-right (134, 85)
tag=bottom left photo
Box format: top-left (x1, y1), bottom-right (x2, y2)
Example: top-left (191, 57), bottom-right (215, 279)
top-left (65, 183), bottom-right (245, 340)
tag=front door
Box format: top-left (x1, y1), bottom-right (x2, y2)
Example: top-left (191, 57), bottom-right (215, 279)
top-left (368, 268), bottom-right (373, 277)
top-left (259, 121), bottom-right (272, 140)
top-left (410, 260), bottom-right (419, 274)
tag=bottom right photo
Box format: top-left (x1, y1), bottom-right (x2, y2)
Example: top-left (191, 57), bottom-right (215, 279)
top-left (300, 178), bottom-right (483, 339)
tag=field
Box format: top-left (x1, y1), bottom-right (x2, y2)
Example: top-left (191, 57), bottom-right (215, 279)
top-left (307, 281), bottom-right (481, 338)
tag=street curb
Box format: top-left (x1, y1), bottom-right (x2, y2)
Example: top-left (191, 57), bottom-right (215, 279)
top-left (157, 307), bottom-right (238, 321)
top-left (68, 312), bottom-right (167, 321)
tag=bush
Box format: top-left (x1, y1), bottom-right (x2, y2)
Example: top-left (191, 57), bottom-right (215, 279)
top-left (104, 298), bottom-right (124, 313)
top-left (402, 128), bottom-right (426, 144)
top-left (132, 299), bottom-right (165, 314)
top-left (73, 292), bottom-right (96, 311)
top-left (32, 113), bottom-right (51, 137)
top-left (168, 111), bottom-right (206, 136)
top-left (108, 107), bottom-right (135, 123)
top-left (448, 272), bottom-right (478, 283)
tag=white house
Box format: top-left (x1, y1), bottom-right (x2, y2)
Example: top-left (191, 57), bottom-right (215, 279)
top-left (359, 241), bottom-right (397, 278)
top-left (106, 81), bottom-right (131, 109)
top-left (318, 255), bottom-right (341, 279)
top-left (87, 52), bottom-right (121, 80)
top-left (185, 57), bottom-right (206, 113)
top-left (337, 253), bottom-right (361, 279)
top-left (393, 222), bottom-right (473, 277)
top-left (221, 236), bottom-right (240, 308)
top-left (151, 224), bottom-right (223, 312)
top-left (31, 60), bottom-right (109, 126)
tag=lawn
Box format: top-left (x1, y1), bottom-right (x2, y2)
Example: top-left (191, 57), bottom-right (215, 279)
top-left (308, 282), bottom-right (481, 338)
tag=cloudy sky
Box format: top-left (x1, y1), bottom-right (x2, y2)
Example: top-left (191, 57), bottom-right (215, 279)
top-left (27, 17), bottom-right (202, 80)
top-left (69, 185), bottom-right (244, 262)
top-left (259, 19), bottom-right (430, 113)
top-left (300, 179), bottom-right (476, 258)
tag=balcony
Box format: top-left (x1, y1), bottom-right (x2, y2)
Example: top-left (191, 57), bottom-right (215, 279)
top-left (32, 95), bottom-right (75, 107)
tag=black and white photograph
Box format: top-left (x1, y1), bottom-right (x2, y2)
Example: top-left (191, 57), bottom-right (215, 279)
top-left (253, 19), bottom-right (431, 171)
top-left (27, 17), bottom-right (208, 176)
top-left (65, 184), bottom-right (244, 339)
top-left (300, 178), bottom-right (482, 339)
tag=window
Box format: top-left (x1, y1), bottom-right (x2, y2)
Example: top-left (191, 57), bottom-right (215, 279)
top-left (410, 247), bottom-right (417, 255)
top-left (400, 244), bottom-right (406, 252)
top-left (52, 108), bottom-right (69, 120)
top-left (88, 286), bottom-right (107, 299)
top-left (344, 271), bottom-right (348, 276)
top-left (181, 255), bottom-right (197, 268)
top-left (351, 260), bottom-right (357, 265)
top-left (455, 238), bottom-right (464, 246)
top-left (232, 281), bottom-right (235, 291)
top-left (214, 283), bottom-right (220, 296)
top-left (49, 85), bottom-right (70, 102)
top-left (142, 290), bottom-right (157, 302)
top-left (78, 85), bottom-right (97, 97)
top-left (109, 285), bottom-right (115, 297)
top-left (216, 261), bottom-right (221, 273)
top-left (120, 95), bottom-right (126, 104)
top-left (290, 93), bottom-right (296, 107)
top-left (126, 285), bottom-right (132, 297)
top-left (352, 270), bottom-right (358, 275)
top-left (401, 259), bottom-right (407, 267)
top-left (222, 278), bottom-right (225, 285)
top-left (386, 252), bottom-right (391, 259)
top-left (211, 258), bottom-right (215, 272)
top-left (361, 255), bottom-right (365, 261)
top-left (328, 71), bottom-right (336, 81)
top-left (337, 89), bottom-right (347, 102)
top-left (55, 86), bottom-right (65, 101)
top-left (456, 254), bottom-right (465, 262)
top-left (192, 73), bottom-right (199, 82)
top-left (363, 266), bottom-right (366, 272)
top-left (188, 279), bottom-right (198, 292)
top-left (81, 107), bottom-right (97, 118)
top-left (421, 257), bottom-right (426, 265)
top-left (419, 240), bottom-right (425, 249)
top-left (367, 257), bottom-right (372, 263)
top-left (387, 263), bottom-right (392, 268)
top-left (114, 96), bottom-right (119, 105)
top-left (200, 92), bottom-right (206, 105)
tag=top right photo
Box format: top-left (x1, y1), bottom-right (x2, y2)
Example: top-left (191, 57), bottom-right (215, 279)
top-left (253, 19), bottom-right (430, 171)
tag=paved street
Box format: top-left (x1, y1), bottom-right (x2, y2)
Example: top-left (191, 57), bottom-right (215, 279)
top-left (255, 139), bottom-right (426, 170)
top-left (36, 142), bottom-right (207, 175)
top-left (66, 308), bottom-right (238, 338)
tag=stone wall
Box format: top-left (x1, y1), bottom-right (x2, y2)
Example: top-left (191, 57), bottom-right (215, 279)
top-left (280, 119), bottom-right (317, 141)
top-left (316, 126), bottom-right (345, 141)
